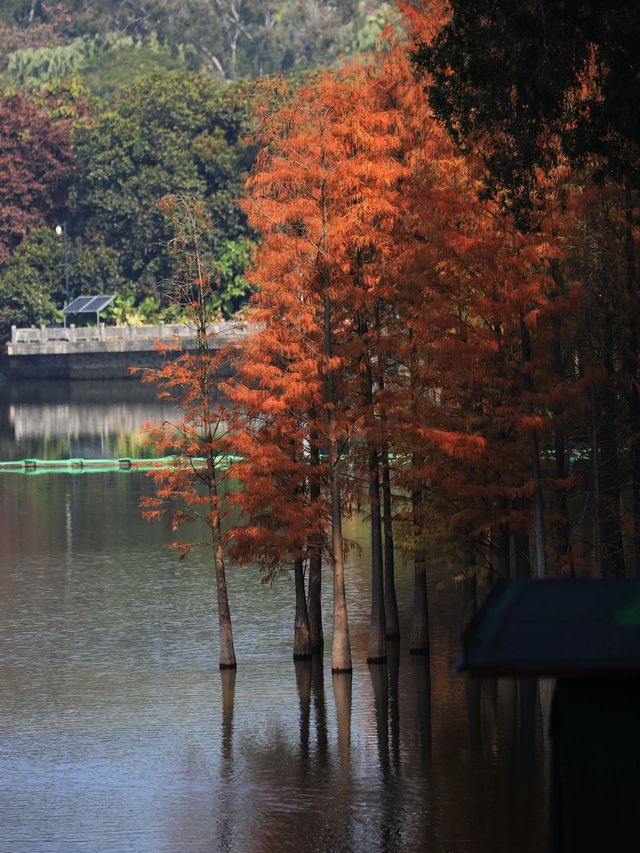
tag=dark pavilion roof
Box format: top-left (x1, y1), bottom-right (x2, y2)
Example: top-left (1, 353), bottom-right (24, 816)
top-left (458, 578), bottom-right (640, 677)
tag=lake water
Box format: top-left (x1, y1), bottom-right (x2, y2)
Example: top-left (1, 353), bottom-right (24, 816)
top-left (0, 380), bottom-right (545, 852)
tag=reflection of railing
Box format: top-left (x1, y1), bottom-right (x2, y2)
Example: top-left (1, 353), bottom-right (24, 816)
top-left (9, 402), bottom-right (177, 439)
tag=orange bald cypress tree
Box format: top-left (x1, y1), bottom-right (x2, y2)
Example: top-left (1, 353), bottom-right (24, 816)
top-left (236, 67), bottom-right (414, 670)
top-left (137, 196), bottom-right (237, 670)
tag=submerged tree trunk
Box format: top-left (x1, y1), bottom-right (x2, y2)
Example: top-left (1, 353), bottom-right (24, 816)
top-left (367, 445), bottom-right (387, 662)
top-left (293, 557), bottom-right (312, 659)
top-left (381, 445), bottom-right (400, 638)
top-left (321, 257), bottom-right (352, 673)
top-left (549, 259), bottom-right (574, 576)
top-left (520, 312), bottom-right (547, 578)
top-left (623, 185), bottom-right (640, 576)
top-left (529, 429), bottom-right (547, 579)
top-left (514, 520), bottom-right (531, 579)
top-left (358, 317), bottom-right (386, 663)
top-left (212, 504), bottom-right (237, 669)
top-left (409, 484), bottom-right (430, 654)
top-left (599, 308), bottom-right (627, 577)
top-left (330, 471), bottom-right (352, 673)
top-left (307, 434), bottom-right (324, 649)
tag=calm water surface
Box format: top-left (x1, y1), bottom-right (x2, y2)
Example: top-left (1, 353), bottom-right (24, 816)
top-left (0, 381), bottom-right (545, 852)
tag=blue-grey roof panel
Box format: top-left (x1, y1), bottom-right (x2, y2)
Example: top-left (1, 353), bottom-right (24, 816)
top-left (458, 579), bottom-right (640, 676)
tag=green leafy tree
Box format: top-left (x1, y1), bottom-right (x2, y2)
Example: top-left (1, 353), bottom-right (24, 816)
top-left (67, 70), bottom-right (256, 310)
top-left (0, 227), bottom-right (63, 340)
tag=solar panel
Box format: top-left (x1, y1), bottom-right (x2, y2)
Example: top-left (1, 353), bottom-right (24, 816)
top-left (64, 295), bottom-right (115, 314)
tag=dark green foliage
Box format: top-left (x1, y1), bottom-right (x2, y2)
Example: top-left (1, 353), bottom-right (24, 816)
top-left (0, 227), bottom-right (64, 339)
top-left (67, 71), bottom-right (256, 303)
top-left (416, 0), bottom-right (640, 217)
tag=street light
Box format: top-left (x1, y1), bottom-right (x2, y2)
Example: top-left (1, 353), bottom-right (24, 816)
top-left (55, 223), bottom-right (70, 324)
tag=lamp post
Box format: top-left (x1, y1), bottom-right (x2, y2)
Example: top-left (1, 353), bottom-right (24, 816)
top-left (55, 223), bottom-right (69, 326)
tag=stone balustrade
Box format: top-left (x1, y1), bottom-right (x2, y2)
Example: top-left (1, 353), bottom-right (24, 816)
top-left (6, 321), bottom-right (245, 355)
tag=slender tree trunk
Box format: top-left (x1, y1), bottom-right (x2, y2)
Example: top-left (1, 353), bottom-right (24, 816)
top-left (357, 313), bottom-right (386, 663)
top-left (520, 312), bottom-right (547, 578)
top-left (498, 507), bottom-right (510, 578)
top-left (204, 347), bottom-right (235, 668)
top-left (623, 184), bottom-right (640, 576)
top-left (409, 484), bottom-right (430, 654)
top-left (307, 433), bottom-right (324, 649)
top-left (381, 445), bottom-right (400, 638)
top-left (408, 341), bottom-right (429, 653)
top-left (514, 522), bottom-right (531, 578)
top-left (320, 179), bottom-right (351, 672)
top-left (212, 503), bottom-right (237, 668)
top-left (549, 259), bottom-right (574, 575)
top-left (529, 430), bottom-right (547, 579)
top-left (553, 423), bottom-right (573, 575)
top-left (293, 557), bottom-right (312, 659)
top-left (367, 444), bottom-right (387, 662)
top-left (599, 308), bottom-right (627, 577)
top-left (330, 471), bottom-right (352, 673)
top-left (589, 374), bottom-right (603, 575)
top-left (321, 264), bottom-right (351, 672)
top-left (375, 320), bottom-right (399, 638)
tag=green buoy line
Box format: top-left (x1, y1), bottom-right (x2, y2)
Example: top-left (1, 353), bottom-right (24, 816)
top-left (0, 455), bottom-right (242, 475)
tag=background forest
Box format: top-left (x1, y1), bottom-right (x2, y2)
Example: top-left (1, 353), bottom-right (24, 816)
top-left (0, 0), bottom-right (399, 337)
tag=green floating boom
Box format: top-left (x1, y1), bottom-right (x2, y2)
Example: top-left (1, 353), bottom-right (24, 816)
top-left (0, 455), bottom-right (243, 475)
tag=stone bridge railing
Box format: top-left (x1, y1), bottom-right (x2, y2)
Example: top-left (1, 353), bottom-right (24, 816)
top-left (6, 321), bottom-right (246, 355)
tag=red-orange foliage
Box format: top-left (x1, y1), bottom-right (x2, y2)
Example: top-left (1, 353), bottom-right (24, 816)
top-left (136, 196), bottom-right (238, 669)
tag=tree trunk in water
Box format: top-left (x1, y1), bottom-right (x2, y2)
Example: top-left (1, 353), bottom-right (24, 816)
top-left (589, 376), bottom-right (603, 576)
top-left (381, 445), bottom-right (399, 638)
top-left (307, 436), bottom-right (324, 649)
top-left (498, 514), bottom-right (510, 578)
top-left (330, 471), bottom-right (352, 672)
top-left (599, 309), bottom-right (627, 577)
top-left (293, 557), bottom-right (312, 660)
top-left (374, 307), bottom-right (399, 639)
top-left (554, 423), bottom-right (574, 576)
top-left (213, 517), bottom-right (237, 669)
top-left (529, 429), bottom-right (547, 578)
top-left (514, 523), bottom-right (531, 578)
top-left (520, 312), bottom-right (547, 578)
top-left (307, 550), bottom-right (323, 649)
top-left (624, 185), bottom-right (640, 576)
top-left (409, 486), bottom-right (430, 654)
top-left (367, 446), bottom-right (386, 662)
top-left (549, 259), bottom-right (574, 576)
top-left (357, 308), bottom-right (386, 662)
top-left (320, 186), bottom-right (351, 673)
